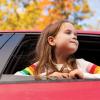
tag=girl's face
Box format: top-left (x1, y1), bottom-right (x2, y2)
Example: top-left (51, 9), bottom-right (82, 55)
top-left (51, 22), bottom-right (79, 56)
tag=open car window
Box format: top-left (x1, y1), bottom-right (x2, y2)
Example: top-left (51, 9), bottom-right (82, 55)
top-left (3, 33), bottom-right (39, 74)
top-left (0, 32), bottom-right (100, 83)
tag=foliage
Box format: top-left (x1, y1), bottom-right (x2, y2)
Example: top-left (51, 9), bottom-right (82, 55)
top-left (0, 0), bottom-right (93, 31)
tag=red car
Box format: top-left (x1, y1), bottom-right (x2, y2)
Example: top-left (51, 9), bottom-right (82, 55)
top-left (0, 31), bottom-right (100, 100)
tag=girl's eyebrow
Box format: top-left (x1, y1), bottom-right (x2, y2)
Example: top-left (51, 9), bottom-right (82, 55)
top-left (64, 29), bottom-right (77, 35)
top-left (64, 29), bottom-right (72, 32)
top-left (65, 29), bottom-right (77, 33)
top-left (64, 29), bottom-right (72, 33)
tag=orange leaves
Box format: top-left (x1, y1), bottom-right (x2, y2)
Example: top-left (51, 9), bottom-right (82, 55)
top-left (38, 0), bottom-right (51, 9)
top-left (0, 0), bottom-right (7, 4)
top-left (0, 0), bottom-right (93, 31)
top-left (0, 0), bottom-right (41, 31)
top-left (82, 0), bottom-right (90, 13)
top-left (66, 2), bottom-right (73, 10)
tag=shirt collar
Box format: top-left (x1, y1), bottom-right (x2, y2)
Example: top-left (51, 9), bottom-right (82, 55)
top-left (55, 64), bottom-right (63, 71)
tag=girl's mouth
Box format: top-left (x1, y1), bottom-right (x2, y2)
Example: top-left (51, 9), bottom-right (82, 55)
top-left (70, 40), bottom-right (78, 44)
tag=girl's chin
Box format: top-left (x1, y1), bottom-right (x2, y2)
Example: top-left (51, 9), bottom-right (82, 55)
top-left (68, 48), bottom-right (78, 54)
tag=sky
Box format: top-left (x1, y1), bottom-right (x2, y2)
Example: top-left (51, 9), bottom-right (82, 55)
top-left (80, 0), bottom-right (100, 30)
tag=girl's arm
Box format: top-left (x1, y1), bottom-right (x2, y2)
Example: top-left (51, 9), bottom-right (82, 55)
top-left (15, 63), bottom-right (37, 76)
top-left (84, 64), bottom-right (100, 79)
top-left (77, 59), bottom-right (100, 79)
top-left (89, 64), bottom-right (100, 74)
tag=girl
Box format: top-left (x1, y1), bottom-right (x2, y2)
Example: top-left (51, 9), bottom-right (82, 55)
top-left (15, 19), bottom-right (100, 80)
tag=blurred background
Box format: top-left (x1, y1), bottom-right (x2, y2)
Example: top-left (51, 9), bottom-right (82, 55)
top-left (0, 0), bottom-right (100, 31)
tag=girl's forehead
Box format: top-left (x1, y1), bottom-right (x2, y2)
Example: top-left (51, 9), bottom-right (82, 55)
top-left (60, 22), bottom-right (75, 31)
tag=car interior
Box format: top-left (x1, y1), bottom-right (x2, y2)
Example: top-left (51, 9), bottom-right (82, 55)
top-left (3, 33), bottom-right (100, 75)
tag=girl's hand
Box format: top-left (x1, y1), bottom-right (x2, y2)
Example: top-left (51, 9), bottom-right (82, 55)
top-left (69, 69), bottom-right (84, 79)
top-left (48, 72), bottom-right (69, 80)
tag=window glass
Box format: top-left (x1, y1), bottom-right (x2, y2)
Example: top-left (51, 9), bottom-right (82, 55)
top-left (3, 34), bottom-right (39, 74)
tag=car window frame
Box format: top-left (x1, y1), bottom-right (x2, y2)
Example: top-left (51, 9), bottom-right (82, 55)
top-left (0, 32), bottom-right (100, 83)
top-left (0, 33), bottom-right (25, 77)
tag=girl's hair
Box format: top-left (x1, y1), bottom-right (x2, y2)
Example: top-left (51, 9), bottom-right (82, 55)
top-left (34, 19), bottom-right (77, 77)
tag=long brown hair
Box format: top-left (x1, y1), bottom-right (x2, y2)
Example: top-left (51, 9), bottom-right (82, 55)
top-left (34, 19), bottom-right (77, 76)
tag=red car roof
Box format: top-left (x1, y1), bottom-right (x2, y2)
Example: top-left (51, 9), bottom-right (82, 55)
top-left (0, 30), bottom-right (100, 35)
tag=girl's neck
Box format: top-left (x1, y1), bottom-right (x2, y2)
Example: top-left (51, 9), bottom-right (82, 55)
top-left (55, 54), bottom-right (68, 64)
top-left (54, 49), bottom-right (70, 64)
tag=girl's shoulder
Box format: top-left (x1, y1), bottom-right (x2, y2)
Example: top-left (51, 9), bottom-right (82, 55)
top-left (76, 58), bottom-right (93, 64)
top-left (76, 58), bottom-right (100, 74)
top-left (76, 58), bottom-right (94, 72)
top-left (30, 61), bottom-right (38, 68)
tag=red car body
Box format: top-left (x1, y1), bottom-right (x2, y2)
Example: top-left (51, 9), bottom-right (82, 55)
top-left (0, 81), bottom-right (100, 100)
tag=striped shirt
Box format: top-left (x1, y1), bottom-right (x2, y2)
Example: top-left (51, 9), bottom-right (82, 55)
top-left (15, 59), bottom-right (100, 79)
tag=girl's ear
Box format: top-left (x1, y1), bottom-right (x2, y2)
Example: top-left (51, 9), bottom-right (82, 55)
top-left (48, 36), bottom-right (56, 46)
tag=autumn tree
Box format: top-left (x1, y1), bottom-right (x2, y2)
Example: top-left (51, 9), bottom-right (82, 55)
top-left (36, 0), bottom-right (92, 30)
top-left (0, 0), bottom-right (41, 30)
top-left (0, 0), bottom-right (93, 31)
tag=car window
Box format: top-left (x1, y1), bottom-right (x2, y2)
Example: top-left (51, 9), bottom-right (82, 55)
top-left (3, 33), bottom-right (39, 74)
top-left (0, 34), bottom-right (3, 36)
top-left (0, 34), bottom-right (14, 49)
top-left (3, 33), bottom-right (100, 75)
top-left (0, 34), bottom-right (25, 76)
top-left (75, 33), bottom-right (100, 65)
top-left (0, 32), bottom-right (100, 83)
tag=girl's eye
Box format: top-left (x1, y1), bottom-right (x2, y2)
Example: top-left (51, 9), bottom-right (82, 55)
top-left (67, 31), bottom-right (71, 34)
top-left (65, 31), bottom-right (71, 34)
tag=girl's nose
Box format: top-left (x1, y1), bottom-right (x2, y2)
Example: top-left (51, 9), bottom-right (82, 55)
top-left (72, 34), bottom-right (77, 40)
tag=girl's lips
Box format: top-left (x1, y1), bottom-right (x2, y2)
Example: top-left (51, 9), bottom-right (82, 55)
top-left (70, 40), bottom-right (78, 44)
top-left (69, 40), bottom-right (78, 45)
